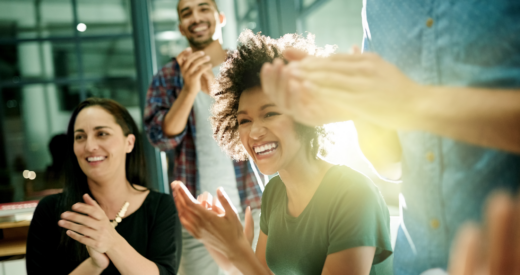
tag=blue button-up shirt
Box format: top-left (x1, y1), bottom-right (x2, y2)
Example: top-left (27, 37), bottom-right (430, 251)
top-left (362, 1), bottom-right (520, 274)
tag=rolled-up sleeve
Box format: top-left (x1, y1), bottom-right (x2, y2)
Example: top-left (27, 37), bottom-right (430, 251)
top-left (144, 60), bottom-right (188, 152)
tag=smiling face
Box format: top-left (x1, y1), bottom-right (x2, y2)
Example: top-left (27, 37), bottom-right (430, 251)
top-left (178, 0), bottom-right (223, 49)
top-left (237, 86), bottom-right (305, 175)
top-left (73, 106), bottom-right (135, 183)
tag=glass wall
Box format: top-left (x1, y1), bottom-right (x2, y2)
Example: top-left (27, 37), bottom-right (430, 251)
top-left (0, 0), bottom-right (140, 202)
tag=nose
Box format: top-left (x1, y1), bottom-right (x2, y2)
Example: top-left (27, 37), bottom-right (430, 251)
top-left (249, 120), bottom-right (266, 140)
top-left (84, 136), bottom-right (98, 153)
top-left (192, 10), bottom-right (201, 23)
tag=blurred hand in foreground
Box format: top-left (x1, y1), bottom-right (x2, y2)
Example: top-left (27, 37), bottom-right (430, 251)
top-left (449, 192), bottom-right (520, 275)
top-left (260, 47), bottom-right (422, 128)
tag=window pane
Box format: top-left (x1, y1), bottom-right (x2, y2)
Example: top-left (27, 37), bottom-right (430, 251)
top-left (0, 83), bottom-right (72, 203)
top-left (0, 40), bottom-right (78, 85)
top-left (303, 0), bottom-right (317, 9)
top-left (80, 38), bottom-right (136, 79)
top-left (77, 0), bottom-right (132, 36)
top-left (0, 0), bottom-right (74, 39)
top-left (301, 0), bottom-right (363, 52)
top-left (150, 0), bottom-right (188, 67)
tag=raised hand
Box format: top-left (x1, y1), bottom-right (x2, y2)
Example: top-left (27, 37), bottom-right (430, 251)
top-left (58, 194), bottom-right (124, 255)
top-left (448, 192), bottom-right (520, 275)
top-left (172, 181), bottom-right (250, 258)
top-left (177, 48), bottom-right (213, 95)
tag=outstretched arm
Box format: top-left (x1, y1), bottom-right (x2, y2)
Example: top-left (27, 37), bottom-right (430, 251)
top-left (261, 49), bottom-right (520, 154)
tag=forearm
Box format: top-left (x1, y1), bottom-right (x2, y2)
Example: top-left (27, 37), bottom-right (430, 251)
top-left (69, 258), bottom-right (104, 275)
top-left (228, 239), bottom-right (271, 275)
top-left (409, 86), bottom-right (520, 154)
top-left (162, 87), bottom-right (198, 136)
top-left (106, 237), bottom-right (160, 275)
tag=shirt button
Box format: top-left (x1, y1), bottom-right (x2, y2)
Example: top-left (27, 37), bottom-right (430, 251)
top-left (426, 151), bottom-right (435, 162)
top-left (426, 18), bottom-right (434, 28)
top-left (430, 219), bottom-right (440, 229)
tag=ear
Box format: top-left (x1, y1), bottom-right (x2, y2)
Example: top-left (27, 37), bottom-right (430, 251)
top-left (219, 12), bottom-right (226, 27)
top-left (125, 134), bottom-right (136, 153)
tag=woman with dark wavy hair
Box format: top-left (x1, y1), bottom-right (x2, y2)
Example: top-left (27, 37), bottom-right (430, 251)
top-left (26, 98), bottom-right (181, 275)
top-left (172, 30), bottom-right (393, 275)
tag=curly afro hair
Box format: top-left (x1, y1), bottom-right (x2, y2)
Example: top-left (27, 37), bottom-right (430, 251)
top-left (211, 30), bottom-right (335, 161)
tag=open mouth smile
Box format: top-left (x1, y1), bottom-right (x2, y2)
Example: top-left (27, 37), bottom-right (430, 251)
top-left (190, 23), bottom-right (209, 35)
top-left (86, 156), bottom-right (107, 163)
top-left (253, 142), bottom-right (278, 156)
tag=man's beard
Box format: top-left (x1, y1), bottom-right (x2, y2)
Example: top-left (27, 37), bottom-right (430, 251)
top-left (188, 36), bottom-right (214, 50)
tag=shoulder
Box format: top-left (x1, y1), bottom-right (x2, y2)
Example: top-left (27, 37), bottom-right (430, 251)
top-left (35, 193), bottom-right (63, 213)
top-left (31, 193), bottom-right (63, 225)
top-left (322, 165), bottom-right (386, 208)
top-left (152, 58), bottom-right (182, 81)
top-left (144, 190), bottom-right (176, 214)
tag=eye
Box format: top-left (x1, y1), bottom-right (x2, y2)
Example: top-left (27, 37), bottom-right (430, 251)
top-left (265, 112), bottom-right (280, 118)
top-left (98, 131), bottom-right (109, 137)
top-left (238, 119), bottom-right (251, 125)
top-left (74, 134), bottom-right (85, 141)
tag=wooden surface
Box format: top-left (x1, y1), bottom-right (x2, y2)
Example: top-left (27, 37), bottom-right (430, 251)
top-left (0, 220), bottom-right (31, 229)
top-left (0, 220), bottom-right (30, 257)
top-left (0, 238), bottom-right (26, 257)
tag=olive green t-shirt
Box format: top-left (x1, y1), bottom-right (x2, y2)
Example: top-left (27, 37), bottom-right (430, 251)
top-left (260, 165), bottom-right (393, 275)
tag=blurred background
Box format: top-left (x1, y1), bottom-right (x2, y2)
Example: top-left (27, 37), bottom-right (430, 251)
top-left (0, 0), bottom-right (398, 272)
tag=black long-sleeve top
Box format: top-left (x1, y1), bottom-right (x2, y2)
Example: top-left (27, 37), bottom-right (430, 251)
top-left (26, 190), bottom-right (181, 274)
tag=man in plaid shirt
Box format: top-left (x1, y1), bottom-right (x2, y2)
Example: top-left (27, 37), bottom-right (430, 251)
top-left (143, 0), bottom-right (263, 274)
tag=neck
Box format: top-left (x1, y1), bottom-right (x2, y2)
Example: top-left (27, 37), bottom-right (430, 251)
top-left (87, 172), bottom-right (131, 215)
top-left (278, 150), bottom-right (332, 204)
top-left (192, 39), bottom-right (226, 67)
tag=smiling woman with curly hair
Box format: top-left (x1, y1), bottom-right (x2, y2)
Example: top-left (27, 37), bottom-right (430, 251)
top-left (172, 30), bottom-right (393, 275)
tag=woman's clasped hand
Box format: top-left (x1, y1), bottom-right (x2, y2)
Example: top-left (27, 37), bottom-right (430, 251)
top-left (58, 193), bottom-right (123, 269)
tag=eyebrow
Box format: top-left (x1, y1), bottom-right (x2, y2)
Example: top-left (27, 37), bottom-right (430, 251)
top-left (236, 104), bottom-right (276, 116)
top-left (74, 126), bottom-right (112, 133)
top-left (180, 2), bottom-right (210, 14)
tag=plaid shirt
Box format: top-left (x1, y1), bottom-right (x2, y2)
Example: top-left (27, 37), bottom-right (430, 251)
top-left (144, 58), bottom-right (263, 211)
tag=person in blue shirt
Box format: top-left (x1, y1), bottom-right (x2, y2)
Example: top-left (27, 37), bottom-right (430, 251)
top-left (259, 1), bottom-right (520, 274)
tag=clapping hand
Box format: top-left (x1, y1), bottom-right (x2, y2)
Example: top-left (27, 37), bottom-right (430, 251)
top-left (58, 194), bottom-right (124, 270)
top-left (177, 48), bottom-right (214, 95)
top-left (260, 47), bottom-right (422, 128)
top-left (172, 181), bottom-right (255, 264)
top-left (449, 192), bottom-right (520, 275)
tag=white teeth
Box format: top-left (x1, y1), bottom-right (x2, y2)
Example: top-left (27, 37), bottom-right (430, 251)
top-left (193, 26), bottom-right (207, 32)
top-left (254, 143), bottom-right (277, 154)
top-left (88, 156), bottom-right (105, 162)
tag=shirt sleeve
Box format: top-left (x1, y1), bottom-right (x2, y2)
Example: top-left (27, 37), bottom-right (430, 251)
top-left (148, 193), bottom-right (182, 275)
top-left (326, 175), bottom-right (393, 265)
top-left (143, 59), bottom-right (188, 152)
top-left (26, 195), bottom-right (60, 273)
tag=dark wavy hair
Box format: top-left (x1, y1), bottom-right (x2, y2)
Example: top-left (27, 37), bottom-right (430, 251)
top-left (211, 30), bottom-right (335, 161)
top-left (59, 98), bottom-right (148, 260)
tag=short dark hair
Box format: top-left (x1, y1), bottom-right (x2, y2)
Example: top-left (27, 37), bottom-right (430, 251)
top-left (211, 30), bottom-right (335, 161)
top-left (60, 98), bottom-right (147, 260)
top-left (177, 0), bottom-right (220, 18)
